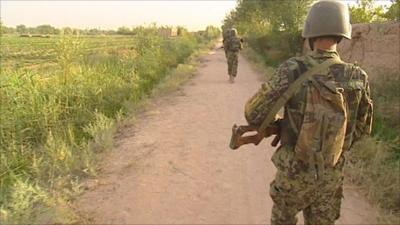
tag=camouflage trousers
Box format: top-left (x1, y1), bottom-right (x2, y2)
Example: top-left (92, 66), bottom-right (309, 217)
top-left (226, 51), bottom-right (239, 77)
top-left (270, 145), bottom-right (344, 225)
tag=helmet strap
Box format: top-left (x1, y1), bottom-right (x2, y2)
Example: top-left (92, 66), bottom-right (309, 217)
top-left (308, 39), bottom-right (315, 51)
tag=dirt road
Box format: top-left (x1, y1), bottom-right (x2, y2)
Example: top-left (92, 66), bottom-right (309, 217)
top-left (76, 47), bottom-right (378, 224)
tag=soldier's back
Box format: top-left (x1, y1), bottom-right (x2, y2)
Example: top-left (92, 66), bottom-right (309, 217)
top-left (280, 51), bottom-right (371, 151)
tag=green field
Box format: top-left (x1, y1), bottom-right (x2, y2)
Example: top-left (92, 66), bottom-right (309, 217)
top-left (0, 28), bottom-right (219, 223)
top-left (1, 35), bottom-right (140, 70)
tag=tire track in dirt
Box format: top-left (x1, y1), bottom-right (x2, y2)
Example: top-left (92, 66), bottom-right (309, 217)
top-left (76, 45), bottom-right (378, 224)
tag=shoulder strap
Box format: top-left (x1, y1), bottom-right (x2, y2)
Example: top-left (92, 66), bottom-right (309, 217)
top-left (258, 57), bottom-right (343, 133)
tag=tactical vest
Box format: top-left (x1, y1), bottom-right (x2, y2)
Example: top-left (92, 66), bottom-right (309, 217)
top-left (226, 37), bottom-right (241, 52)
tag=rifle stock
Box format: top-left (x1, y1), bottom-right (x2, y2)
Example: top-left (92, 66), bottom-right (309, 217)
top-left (229, 121), bottom-right (281, 150)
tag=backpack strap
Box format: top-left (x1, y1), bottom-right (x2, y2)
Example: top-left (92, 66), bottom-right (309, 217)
top-left (258, 57), bottom-right (343, 133)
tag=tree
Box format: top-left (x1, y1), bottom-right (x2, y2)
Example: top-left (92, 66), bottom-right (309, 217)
top-left (0, 20), bottom-right (3, 35)
top-left (62, 27), bottom-right (73, 35)
top-left (36, 24), bottom-right (59, 34)
top-left (349, 0), bottom-right (386, 24)
top-left (117, 26), bottom-right (132, 35)
top-left (177, 26), bottom-right (189, 36)
top-left (384, 0), bottom-right (400, 21)
top-left (204, 26), bottom-right (221, 39)
top-left (0, 20), bottom-right (4, 35)
top-left (105, 29), bottom-right (117, 35)
top-left (222, 0), bottom-right (313, 59)
top-left (0, 23), bottom-right (15, 35)
top-left (16, 24), bottom-right (27, 34)
top-left (87, 28), bottom-right (100, 35)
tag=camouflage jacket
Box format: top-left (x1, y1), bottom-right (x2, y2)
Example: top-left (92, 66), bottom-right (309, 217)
top-left (245, 49), bottom-right (373, 151)
top-left (224, 36), bottom-right (242, 52)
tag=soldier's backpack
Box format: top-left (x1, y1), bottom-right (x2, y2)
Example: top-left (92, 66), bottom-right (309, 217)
top-left (256, 56), bottom-right (347, 173)
top-left (226, 37), bottom-right (241, 52)
top-left (294, 57), bottom-right (347, 176)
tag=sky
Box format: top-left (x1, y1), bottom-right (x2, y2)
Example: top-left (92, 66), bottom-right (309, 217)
top-left (0, 0), bottom-right (237, 31)
top-left (0, 0), bottom-right (394, 31)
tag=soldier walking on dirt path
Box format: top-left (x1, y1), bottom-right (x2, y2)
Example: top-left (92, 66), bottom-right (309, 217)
top-left (244, 1), bottom-right (373, 224)
top-left (223, 28), bottom-right (242, 83)
top-left (222, 29), bottom-right (230, 59)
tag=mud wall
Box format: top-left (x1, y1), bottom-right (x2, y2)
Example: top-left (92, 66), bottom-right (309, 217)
top-left (304, 21), bottom-right (400, 78)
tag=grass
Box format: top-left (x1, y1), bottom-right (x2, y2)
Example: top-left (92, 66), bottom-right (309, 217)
top-left (151, 43), bottom-right (215, 97)
top-left (240, 47), bottom-right (275, 79)
top-left (0, 35), bottom-right (136, 70)
top-left (345, 70), bottom-right (400, 224)
top-left (0, 28), bottom-right (219, 224)
top-left (346, 137), bottom-right (400, 224)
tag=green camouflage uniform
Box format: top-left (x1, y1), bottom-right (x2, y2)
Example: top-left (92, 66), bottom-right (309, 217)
top-left (222, 30), bottom-right (230, 59)
top-left (225, 37), bottom-right (242, 77)
top-left (245, 49), bottom-right (373, 225)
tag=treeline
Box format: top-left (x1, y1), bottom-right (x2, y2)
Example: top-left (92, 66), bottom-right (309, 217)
top-left (223, 0), bottom-right (399, 66)
top-left (0, 23), bottom-right (114, 35)
top-left (0, 22), bottom-right (221, 37)
top-left (350, 0), bottom-right (399, 23)
top-left (116, 25), bottom-right (221, 39)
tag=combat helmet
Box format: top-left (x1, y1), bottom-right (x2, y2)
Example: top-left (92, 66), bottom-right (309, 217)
top-left (302, 0), bottom-right (351, 40)
top-left (229, 28), bottom-right (238, 37)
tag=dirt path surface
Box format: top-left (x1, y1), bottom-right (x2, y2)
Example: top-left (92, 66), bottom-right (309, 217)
top-left (76, 47), bottom-right (378, 224)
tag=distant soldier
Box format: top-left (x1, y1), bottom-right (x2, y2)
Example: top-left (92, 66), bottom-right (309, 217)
top-left (224, 28), bottom-right (242, 83)
top-left (222, 29), bottom-right (230, 59)
top-left (244, 1), bottom-right (373, 224)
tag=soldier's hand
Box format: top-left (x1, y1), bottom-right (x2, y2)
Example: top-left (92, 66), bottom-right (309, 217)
top-left (262, 119), bottom-right (281, 137)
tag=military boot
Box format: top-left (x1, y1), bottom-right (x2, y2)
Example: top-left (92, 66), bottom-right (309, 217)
top-left (229, 75), bottom-right (234, 83)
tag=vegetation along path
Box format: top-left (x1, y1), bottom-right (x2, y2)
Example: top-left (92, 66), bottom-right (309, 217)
top-left (76, 44), bottom-right (379, 224)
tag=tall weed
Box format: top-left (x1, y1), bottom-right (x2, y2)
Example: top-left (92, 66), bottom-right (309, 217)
top-left (0, 27), bottom-right (219, 223)
top-left (346, 137), bottom-right (400, 223)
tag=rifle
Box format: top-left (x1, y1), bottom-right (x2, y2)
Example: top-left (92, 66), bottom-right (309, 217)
top-left (229, 120), bottom-right (281, 150)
